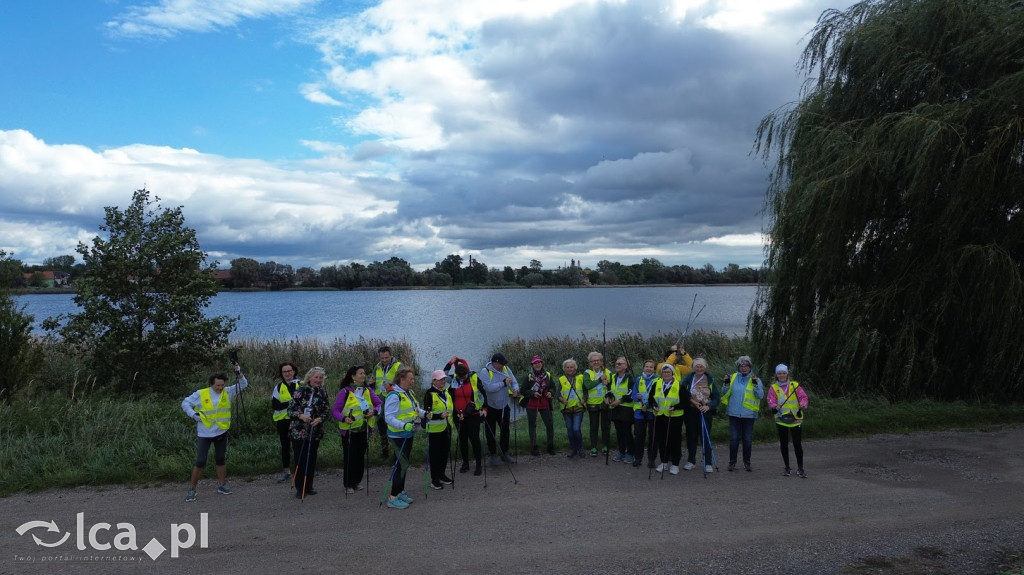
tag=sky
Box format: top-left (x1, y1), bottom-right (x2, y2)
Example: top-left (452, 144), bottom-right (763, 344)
top-left (0, 0), bottom-right (855, 271)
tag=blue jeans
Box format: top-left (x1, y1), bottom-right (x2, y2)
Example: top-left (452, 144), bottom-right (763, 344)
top-left (562, 411), bottom-right (584, 451)
top-left (728, 416), bottom-right (755, 464)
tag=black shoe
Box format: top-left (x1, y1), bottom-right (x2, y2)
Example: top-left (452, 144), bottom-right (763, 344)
top-left (473, 465), bottom-right (482, 476)
top-left (459, 462), bottom-right (470, 473)
top-left (502, 453), bottom-right (515, 464)
top-left (531, 447), bottom-right (540, 456)
top-left (295, 492), bottom-right (302, 499)
top-left (547, 446), bottom-right (556, 455)
top-left (304, 488), bottom-right (317, 495)
top-left (440, 476), bottom-right (453, 485)
top-left (632, 461), bottom-right (642, 468)
top-left (430, 481), bottom-right (444, 490)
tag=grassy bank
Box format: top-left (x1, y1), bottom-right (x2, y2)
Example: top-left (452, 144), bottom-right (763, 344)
top-left (2, 332), bottom-right (1023, 497)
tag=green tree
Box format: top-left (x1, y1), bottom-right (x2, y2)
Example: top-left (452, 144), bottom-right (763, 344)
top-left (0, 250), bottom-right (42, 403)
top-left (43, 254), bottom-right (76, 272)
top-left (753, 0), bottom-right (1024, 400)
top-left (230, 257), bottom-right (260, 288)
top-left (46, 189), bottom-right (236, 395)
top-left (435, 254), bottom-right (463, 284)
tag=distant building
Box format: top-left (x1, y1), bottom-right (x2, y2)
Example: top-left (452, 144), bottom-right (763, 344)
top-left (22, 270), bottom-right (70, 287)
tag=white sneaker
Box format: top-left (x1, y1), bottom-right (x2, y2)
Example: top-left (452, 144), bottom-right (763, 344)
top-left (704, 465), bottom-right (714, 473)
top-left (683, 462), bottom-right (696, 471)
top-left (655, 463), bottom-right (666, 472)
top-left (669, 465), bottom-right (680, 475)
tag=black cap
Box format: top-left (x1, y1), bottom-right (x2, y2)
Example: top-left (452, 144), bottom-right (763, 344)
top-left (491, 353), bottom-right (507, 365)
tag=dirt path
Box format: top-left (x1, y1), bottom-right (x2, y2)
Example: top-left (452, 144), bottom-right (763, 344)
top-left (3, 426), bottom-right (1024, 575)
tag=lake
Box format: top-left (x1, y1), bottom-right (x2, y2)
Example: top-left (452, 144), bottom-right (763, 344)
top-left (16, 286), bottom-right (757, 377)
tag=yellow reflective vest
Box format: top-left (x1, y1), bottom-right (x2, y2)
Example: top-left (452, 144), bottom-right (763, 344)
top-left (721, 373), bottom-right (761, 413)
top-left (272, 381), bottom-right (294, 422)
top-left (653, 377), bottom-right (683, 417)
top-left (559, 374), bottom-right (586, 413)
top-left (337, 386), bottom-right (374, 431)
top-left (198, 387), bottom-right (231, 430)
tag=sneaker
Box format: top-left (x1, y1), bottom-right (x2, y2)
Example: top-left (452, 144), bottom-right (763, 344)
top-left (647, 460), bottom-right (656, 469)
top-left (304, 488), bottom-right (317, 495)
top-left (489, 454), bottom-right (500, 466)
top-left (632, 460), bottom-right (641, 468)
top-left (216, 484), bottom-right (232, 495)
top-left (460, 462), bottom-right (470, 473)
top-left (601, 447), bottom-right (609, 456)
top-left (355, 483), bottom-right (364, 491)
top-left (502, 453), bottom-right (515, 464)
top-left (745, 463), bottom-right (752, 472)
top-left (567, 450), bottom-right (576, 459)
top-left (547, 447), bottom-right (557, 455)
top-left (185, 488), bottom-right (197, 502)
top-left (623, 454), bottom-right (634, 464)
top-left (670, 465), bottom-right (680, 475)
top-left (277, 471), bottom-right (291, 483)
top-left (397, 491), bottom-right (414, 503)
top-left (783, 467), bottom-right (791, 477)
top-left (345, 487), bottom-right (355, 495)
top-left (683, 462), bottom-right (696, 471)
top-left (430, 481), bottom-right (444, 490)
top-left (440, 476), bottom-right (453, 485)
top-left (656, 463), bottom-right (666, 472)
top-left (387, 497), bottom-right (409, 509)
top-left (473, 465), bottom-right (482, 476)
top-left (704, 465), bottom-right (714, 473)
top-left (531, 447), bottom-right (540, 456)
top-left (797, 469), bottom-right (808, 478)
top-left (612, 451), bottom-right (623, 462)
top-left (727, 462), bottom-right (736, 472)
top-left (590, 448), bottom-right (598, 457)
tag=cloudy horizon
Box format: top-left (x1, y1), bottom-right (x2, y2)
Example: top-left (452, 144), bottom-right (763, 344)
top-left (0, 0), bottom-right (853, 271)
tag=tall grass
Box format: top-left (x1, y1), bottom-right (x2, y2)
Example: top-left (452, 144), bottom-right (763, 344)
top-left (2, 332), bottom-right (1023, 496)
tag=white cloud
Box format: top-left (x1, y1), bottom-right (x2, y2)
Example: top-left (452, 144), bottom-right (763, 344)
top-left (105, 0), bottom-right (322, 38)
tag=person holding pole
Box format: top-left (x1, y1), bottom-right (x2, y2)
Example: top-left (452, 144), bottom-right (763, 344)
top-left (333, 365), bottom-right (381, 494)
top-left (609, 356), bottom-right (635, 463)
top-left (384, 367), bottom-right (425, 509)
top-left (519, 355), bottom-right (556, 456)
top-left (271, 362), bottom-right (300, 484)
top-left (558, 358), bottom-right (586, 458)
top-left (372, 345), bottom-right (403, 460)
top-left (767, 364), bottom-right (809, 478)
top-left (423, 369), bottom-right (455, 490)
top-left (479, 353), bottom-right (519, 466)
top-left (289, 367), bottom-right (330, 499)
top-left (583, 351), bottom-right (612, 457)
top-left (182, 365), bottom-right (248, 502)
top-left (653, 363), bottom-right (685, 475)
top-left (720, 356), bottom-right (763, 472)
top-left (631, 359), bottom-right (658, 468)
top-left (446, 357), bottom-right (485, 476)
top-left (681, 357), bottom-right (719, 473)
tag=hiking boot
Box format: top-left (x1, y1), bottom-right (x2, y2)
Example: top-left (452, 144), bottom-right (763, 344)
top-left (797, 468), bottom-right (807, 478)
top-left (277, 470), bottom-right (291, 483)
top-left (670, 465), bottom-right (680, 475)
top-left (683, 462), bottom-right (696, 471)
top-left (460, 461), bottom-right (470, 473)
top-left (216, 483), bottom-right (232, 495)
top-left (397, 491), bottom-right (413, 503)
top-left (185, 488), bottom-right (197, 502)
top-left (704, 465), bottom-right (714, 473)
top-left (387, 497), bottom-right (409, 509)
top-left (430, 481), bottom-right (444, 490)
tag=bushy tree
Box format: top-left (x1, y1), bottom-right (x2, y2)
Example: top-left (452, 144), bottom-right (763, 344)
top-left (753, 0), bottom-right (1024, 400)
top-left (45, 189), bottom-right (236, 395)
top-left (0, 250), bottom-right (42, 403)
top-left (229, 257), bottom-right (260, 288)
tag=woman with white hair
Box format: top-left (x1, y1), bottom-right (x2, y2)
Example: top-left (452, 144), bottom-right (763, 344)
top-left (720, 356), bottom-right (764, 471)
top-left (681, 357), bottom-right (720, 473)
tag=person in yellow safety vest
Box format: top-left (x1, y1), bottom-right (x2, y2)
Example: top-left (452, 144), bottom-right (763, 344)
top-left (332, 365), bottom-right (382, 495)
top-left (181, 366), bottom-right (248, 502)
top-left (720, 355), bottom-right (764, 472)
top-left (766, 364), bottom-right (809, 478)
top-left (664, 344), bottom-right (694, 380)
top-left (384, 367), bottom-right (427, 509)
top-left (479, 353), bottom-right (519, 466)
top-left (630, 360), bottom-right (659, 468)
top-left (271, 362), bottom-right (300, 483)
top-left (558, 358), bottom-right (587, 458)
top-left (583, 351), bottom-right (612, 457)
top-left (372, 345), bottom-right (403, 459)
top-left (445, 356), bottom-right (486, 476)
top-left (609, 356), bottom-right (636, 463)
top-left (423, 370), bottom-right (455, 490)
top-left (652, 363), bottom-right (685, 474)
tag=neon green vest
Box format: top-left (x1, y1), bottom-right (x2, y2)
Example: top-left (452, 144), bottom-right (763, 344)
top-left (722, 373), bottom-right (761, 412)
top-left (611, 373), bottom-right (634, 408)
top-left (337, 387), bottom-right (373, 431)
top-left (386, 390), bottom-right (420, 434)
top-left (198, 387), bottom-right (231, 429)
top-left (559, 374), bottom-right (585, 412)
top-left (272, 381), bottom-right (294, 422)
top-left (585, 368), bottom-right (611, 406)
top-left (653, 378), bottom-right (683, 417)
top-left (772, 381), bottom-right (803, 427)
top-left (374, 361), bottom-right (402, 398)
top-left (426, 389), bottom-right (453, 433)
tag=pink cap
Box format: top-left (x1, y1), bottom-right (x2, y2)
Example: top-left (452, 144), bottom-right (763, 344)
top-left (431, 369), bottom-right (447, 380)
top-left (530, 355), bottom-right (543, 364)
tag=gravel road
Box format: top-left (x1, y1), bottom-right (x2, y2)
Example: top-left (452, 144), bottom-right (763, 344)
top-left (3, 426), bottom-right (1023, 575)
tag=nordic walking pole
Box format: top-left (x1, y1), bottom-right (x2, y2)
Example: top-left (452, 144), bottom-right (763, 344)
top-left (379, 436), bottom-right (410, 507)
top-left (512, 401), bottom-right (519, 464)
top-left (365, 423), bottom-right (371, 497)
top-left (344, 429), bottom-right (351, 498)
top-left (300, 421), bottom-right (314, 501)
top-left (483, 414), bottom-right (518, 484)
top-left (424, 426), bottom-right (431, 498)
top-left (647, 401), bottom-right (658, 481)
top-left (661, 411), bottom-right (671, 481)
top-left (603, 318), bottom-right (609, 467)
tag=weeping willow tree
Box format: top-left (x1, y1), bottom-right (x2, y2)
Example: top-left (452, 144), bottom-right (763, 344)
top-left (752, 0), bottom-right (1024, 401)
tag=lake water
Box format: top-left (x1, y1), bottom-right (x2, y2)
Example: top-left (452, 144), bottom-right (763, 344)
top-left (16, 286), bottom-right (757, 377)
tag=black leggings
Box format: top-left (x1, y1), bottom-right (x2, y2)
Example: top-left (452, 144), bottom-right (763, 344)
top-left (195, 432), bottom-right (227, 467)
top-left (427, 428), bottom-right (451, 482)
top-left (588, 408), bottom-right (610, 451)
top-left (776, 424), bottom-right (804, 469)
top-left (389, 437), bottom-right (415, 496)
top-left (342, 429), bottom-right (369, 488)
top-left (456, 416), bottom-right (483, 465)
top-left (276, 419), bottom-right (292, 469)
top-left (292, 438), bottom-right (321, 494)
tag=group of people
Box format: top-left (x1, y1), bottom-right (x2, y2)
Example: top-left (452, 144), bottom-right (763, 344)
top-left (181, 345), bottom-right (810, 506)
